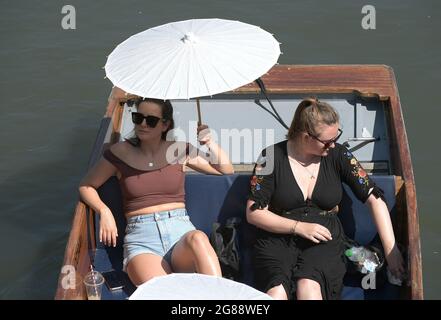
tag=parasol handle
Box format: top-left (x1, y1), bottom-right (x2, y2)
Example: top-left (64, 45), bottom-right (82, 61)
top-left (196, 98), bottom-right (202, 126)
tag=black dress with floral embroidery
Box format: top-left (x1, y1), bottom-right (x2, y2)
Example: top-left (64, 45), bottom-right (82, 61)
top-left (248, 140), bottom-right (383, 300)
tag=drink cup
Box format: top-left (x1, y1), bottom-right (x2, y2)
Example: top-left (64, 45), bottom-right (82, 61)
top-left (83, 271), bottom-right (104, 300)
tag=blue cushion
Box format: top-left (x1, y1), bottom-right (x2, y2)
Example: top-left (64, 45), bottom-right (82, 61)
top-left (93, 174), bottom-right (399, 299)
top-left (185, 174), bottom-right (255, 286)
top-left (339, 175), bottom-right (396, 245)
top-left (185, 174), bottom-right (400, 299)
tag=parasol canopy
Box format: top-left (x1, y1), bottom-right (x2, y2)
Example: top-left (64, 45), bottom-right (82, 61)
top-left (129, 273), bottom-right (273, 300)
top-left (105, 18), bottom-right (281, 100)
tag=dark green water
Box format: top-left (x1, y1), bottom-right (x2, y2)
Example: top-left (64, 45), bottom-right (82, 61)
top-left (0, 0), bottom-right (439, 299)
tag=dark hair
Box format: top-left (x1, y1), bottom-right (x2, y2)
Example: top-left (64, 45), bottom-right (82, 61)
top-left (286, 98), bottom-right (339, 140)
top-left (126, 98), bottom-right (175, 146)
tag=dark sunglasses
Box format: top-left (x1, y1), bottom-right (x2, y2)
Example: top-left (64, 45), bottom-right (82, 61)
top-left (131, 112), bottom-right (164, 128)
top-left (309, 128), bottom-right (343, 148)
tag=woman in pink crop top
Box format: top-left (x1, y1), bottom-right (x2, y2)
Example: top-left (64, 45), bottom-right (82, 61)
top-left (79, 97), bottom-right (234, 286)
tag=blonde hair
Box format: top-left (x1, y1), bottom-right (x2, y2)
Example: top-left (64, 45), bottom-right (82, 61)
top-left (286, 98), bottom-right (339, 140)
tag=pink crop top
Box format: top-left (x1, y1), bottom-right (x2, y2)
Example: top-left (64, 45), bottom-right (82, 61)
top-left (103, 148), bottom-right (186, 213)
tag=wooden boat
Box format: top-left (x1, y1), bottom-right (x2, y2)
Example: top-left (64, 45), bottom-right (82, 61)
top-left (55, 65), bottom-right (423, 300)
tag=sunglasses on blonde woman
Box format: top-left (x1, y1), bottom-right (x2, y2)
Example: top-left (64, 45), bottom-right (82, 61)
top-left (309, 128), bottom-right (343, 148)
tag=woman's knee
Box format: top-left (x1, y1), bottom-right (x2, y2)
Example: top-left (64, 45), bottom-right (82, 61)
top-left (266, 284), bottom-right (288, 300)
top-left (297, 278), bottom-right (321, 291)
top-left (184, 230), bottom-right (210, 250)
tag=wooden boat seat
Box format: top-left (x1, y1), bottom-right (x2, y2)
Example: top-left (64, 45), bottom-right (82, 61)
top-left (94, 173), bottom-right (401, 300)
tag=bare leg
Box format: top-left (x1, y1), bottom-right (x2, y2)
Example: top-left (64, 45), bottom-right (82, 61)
top-left (296, 278), bottom-right (323, 300)
top-left (126, 253), bottom-right (172, 286)
top-left (266, 284), bottom-right (288, 300)
top-left (171, 230), bottom-right (222, 276)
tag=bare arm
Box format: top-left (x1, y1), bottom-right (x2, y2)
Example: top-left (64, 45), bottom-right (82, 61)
top-left (365, 194), bottom-right (405, 278)
top-left (205, 139), bottom-right (235, 174)
top-left (185, 124), bottom-right (234, 175)
top-left (78, 157), bottom-right (118, 247)
top-left (246, 200), bottom-right (332, 243)
top-left (79, 158), bottom-right (116, 212)
top-left (246, 200), bottom-right (297, 233)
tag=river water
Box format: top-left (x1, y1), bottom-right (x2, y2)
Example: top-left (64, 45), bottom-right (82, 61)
top-left (0, 0), bottom-right (439, 299)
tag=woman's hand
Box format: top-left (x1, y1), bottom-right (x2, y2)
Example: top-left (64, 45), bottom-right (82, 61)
top-left (295, 221), bottom-right (333, 243)
top-left (385, 245), bottom-right (405, 280)
top-left (197, 124), bottom-right (212, 146)
top-left (99, 207), bottom-right (118, 247)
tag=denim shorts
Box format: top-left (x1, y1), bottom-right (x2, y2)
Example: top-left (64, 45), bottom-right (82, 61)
top-left (122, 208), bottom-right (196, 272)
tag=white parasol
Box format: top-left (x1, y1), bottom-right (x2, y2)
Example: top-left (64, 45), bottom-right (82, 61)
top-left (104, 18), bottom-right (280, 123)
top-left (129, 273), bottom-right (273, 300)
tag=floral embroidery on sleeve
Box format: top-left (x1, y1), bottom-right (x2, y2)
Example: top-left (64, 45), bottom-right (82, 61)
top-left (344, 151), bottom-right (369, 186)
top-left (250, 175), bottom-right (264, 194)
top-left (248, 149), bottom-right (275, 210)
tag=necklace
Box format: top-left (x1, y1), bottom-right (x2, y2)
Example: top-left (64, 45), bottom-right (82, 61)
top-left (289, 157), bottom-right (317, 179)
top-left (287, 140), bottom-right (319, 180)
top-left (144, 154), bottom-right (154, 167)
top-left (138, 148), bottom-right (156, 168)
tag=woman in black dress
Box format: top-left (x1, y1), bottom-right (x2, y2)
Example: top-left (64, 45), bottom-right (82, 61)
top-left (246, 98), bottom-right (405, 300)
